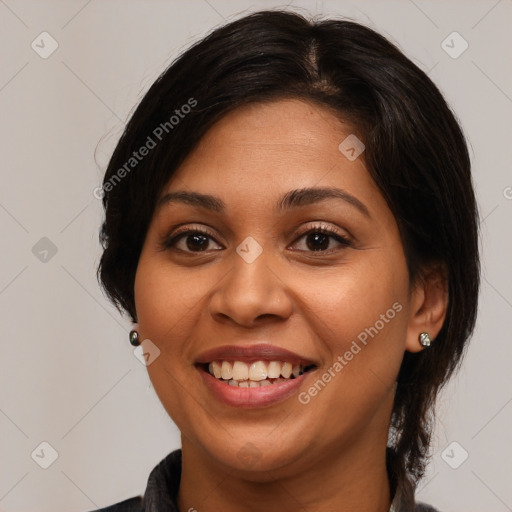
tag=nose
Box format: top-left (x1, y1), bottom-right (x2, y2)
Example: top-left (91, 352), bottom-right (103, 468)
top-left (208, 249), bottom-right (293, 328)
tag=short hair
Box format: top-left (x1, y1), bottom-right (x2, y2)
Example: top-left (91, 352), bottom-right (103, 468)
top-left (97, 10), bottom-right (480, 484)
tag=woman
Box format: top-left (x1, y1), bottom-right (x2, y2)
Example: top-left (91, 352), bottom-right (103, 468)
top-left (95, 9), bottom-right (479, 512)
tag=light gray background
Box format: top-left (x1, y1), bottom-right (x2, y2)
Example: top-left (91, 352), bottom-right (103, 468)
top-left (0, 1), bottom-right (511, 511)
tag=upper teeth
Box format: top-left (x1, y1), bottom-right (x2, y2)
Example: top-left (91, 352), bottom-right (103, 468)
top-left (208, 360), bottom-right (304, 382)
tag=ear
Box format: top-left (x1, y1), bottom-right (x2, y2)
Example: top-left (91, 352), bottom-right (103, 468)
top-left (405, 263), bottom-right (449, 353)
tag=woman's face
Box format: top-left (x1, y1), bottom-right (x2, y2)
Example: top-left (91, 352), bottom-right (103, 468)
top-left (134, 99), bottom-right (417, 477)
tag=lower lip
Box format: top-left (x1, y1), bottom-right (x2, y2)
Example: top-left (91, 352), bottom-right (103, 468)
top-left (199, 368), bottom-right (312, 408)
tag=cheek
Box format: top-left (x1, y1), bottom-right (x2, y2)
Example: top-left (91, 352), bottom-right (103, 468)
top-left (290, 263), bottom-right (409, 430)
top-left (293, 252), bottom-right (410, 409)
top-left (133, 254), bottom-right (206, 426)
top-left (134, 259), bottom-right (174, 338)
top-left (134, 253), bottom-right (209, 343)
top-left (299, 257), bottom-right (408, 344)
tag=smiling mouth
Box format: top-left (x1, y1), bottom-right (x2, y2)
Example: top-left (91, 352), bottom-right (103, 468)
top-left (203, 360), bottom-right (317, 388)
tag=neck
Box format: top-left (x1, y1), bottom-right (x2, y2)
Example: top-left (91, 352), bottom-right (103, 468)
top-left (177, 432), bottom-right (392, 512)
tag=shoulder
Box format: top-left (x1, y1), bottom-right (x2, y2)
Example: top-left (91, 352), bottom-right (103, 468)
top-left (88, 496), bottom-right (143, 511)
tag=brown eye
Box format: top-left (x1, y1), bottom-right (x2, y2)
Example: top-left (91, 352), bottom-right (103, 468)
top-left (291, 226), bottom-right (351, 253)
top-left (305, 232), bottom-right (330, 251)
top-left (184, 233), bottom-right (210, 251)
top-left (161, 228), bottom-right (223, 253)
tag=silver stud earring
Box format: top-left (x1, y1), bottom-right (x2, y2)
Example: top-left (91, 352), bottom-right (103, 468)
top-left (419, 332), bottom-right (432, 348)
top-left (129, 328), bottom-right (140, 347)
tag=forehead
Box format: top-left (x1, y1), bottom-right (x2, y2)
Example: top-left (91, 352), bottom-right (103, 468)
top-left (164, 99), bottom-right (384, 212)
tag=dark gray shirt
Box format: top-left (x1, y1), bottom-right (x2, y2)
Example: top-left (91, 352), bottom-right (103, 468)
top-left (91, 450), bottom-right (439, 512)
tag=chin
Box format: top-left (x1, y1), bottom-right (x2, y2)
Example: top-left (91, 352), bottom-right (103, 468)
top-left (196, 430), bottom-right (311, 477)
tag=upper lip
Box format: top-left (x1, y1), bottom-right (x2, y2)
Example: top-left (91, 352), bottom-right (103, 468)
top-left (195, 343), bottom-right (317, 366)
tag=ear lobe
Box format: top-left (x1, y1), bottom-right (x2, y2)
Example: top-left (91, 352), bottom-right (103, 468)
top-left (405, 264), bottom-right (449, 353)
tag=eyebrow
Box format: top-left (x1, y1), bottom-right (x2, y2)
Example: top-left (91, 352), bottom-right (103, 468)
top-left (158, 186), bottom-right (370, 218)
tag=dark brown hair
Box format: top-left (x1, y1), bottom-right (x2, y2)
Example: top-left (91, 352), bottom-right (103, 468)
top-left (97, 10), bottom-right (480, 485)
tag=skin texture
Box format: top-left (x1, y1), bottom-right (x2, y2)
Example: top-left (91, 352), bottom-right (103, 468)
top-left (134, 99), bottom-right (448, 512)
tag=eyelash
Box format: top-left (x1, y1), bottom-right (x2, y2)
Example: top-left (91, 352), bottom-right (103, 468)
top-left (159, 223), bottom-right (351, 255)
